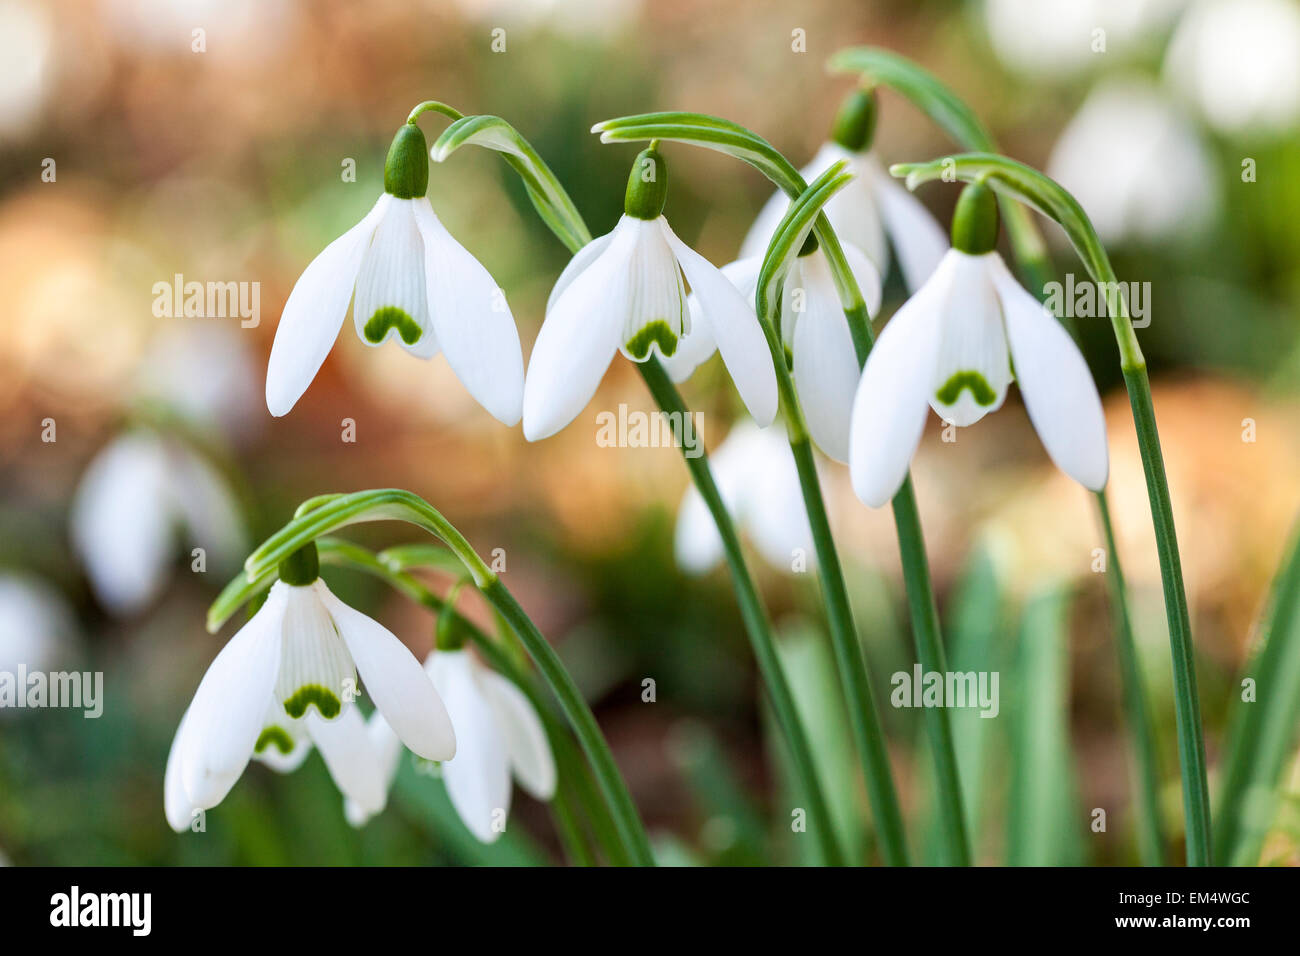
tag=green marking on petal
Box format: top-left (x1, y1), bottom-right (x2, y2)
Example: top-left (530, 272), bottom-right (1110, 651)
top-left (255, 726), bottom-right (296, 756)
top-left (283, 684), bottom-right (342, 720)
top-left (935, 370), bottom-right (997, 407)
top-left (625, 320), bottom-right (678, 359)
top-left (364, 307), bottom-right (423, 346)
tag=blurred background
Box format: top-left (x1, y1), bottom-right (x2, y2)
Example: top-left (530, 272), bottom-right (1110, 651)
top-left (1, 0), bottom-right (1298, 866)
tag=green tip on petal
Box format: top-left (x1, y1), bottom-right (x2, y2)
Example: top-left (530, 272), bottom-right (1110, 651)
top-left (384, 123), bottom-right (430, 199)
top-left (935, 370), bottom-right (997, 407)
top-left (278, 542), bottom-right (319, 587)
top-left (830, 87), bottom-right (878, 153)
top-left (283, 685), bottom-right (342, 720)
top-left (363, 306), bottom-right (423, 345)
top-left (951, 180), bottom-right (1000, 255)
top-left (626, 320), bottom-right (678, 359)
top-left (624, 146), bottom-right (669, 220)
top-left (255, 726), bottom-right (296, 755)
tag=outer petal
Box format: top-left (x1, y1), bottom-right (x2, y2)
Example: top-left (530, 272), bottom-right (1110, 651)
top-left (867, 159), bottom-right (949, 292)
top-left (179, 583), bottom-right (289, 808)
top-left (522, 222), bottom-right (637, 441)
top-left (164, 709), bottom-right (198, 833)
top-left (479, 671), bottom-right (556, 800)
top-left (414, 199), bottom-right (525, 426)
top-left (345, 711), bottom-right (404, 828)
top-left (315, 582), bottom-right (456, 762)
top-left (546, 231), bottom-right (614, 313)
top-left (660, 220), bottom-right (778, 426)
top-left (353, 197), bottom-right (436, 358)
top-left (929, 252), bottom-right (1012, 427)
top-left (70, 433), bottom-right (173, 615)
top-left (306, 706), bottom-right (388, 820)
top-left (848, 254), bottom-right (954, 508)
top-left (265, 195), bottom-right (389, 417)
top-left (791, 254), bottom-right (863, 463)
top-left (988, 255), bottom-right (1110, 491)
top-left (659, 256), bottom-right (761, 384)
top-left (429, 651), bottom-right (512, 843)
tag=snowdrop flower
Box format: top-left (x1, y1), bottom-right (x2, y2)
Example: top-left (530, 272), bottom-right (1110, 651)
top-left (675, 420), bottom-right (815, 575)
top-left (849, 183), bottom-right (1109, 507)
top-left (71, 430), bottom-right (246, 615)
top-left (740, 90), bottom-right (947, 293)
top-left (664, 240), bottom-right (881, 463)
top-left (266, 121), bottom-right (525, 423)
top-left (164, 543), bottom-right (455, 828)
top-left (355, 645), bottom-right (555, 843)
top-left (0, 574), bottom-right (74, 692)
top-left (1048, 78), bottom-right (1217, 244)
top-left (522, 146), bottom-right (777, 440)
top-left (1165, 0), bottom-right (1300, 135)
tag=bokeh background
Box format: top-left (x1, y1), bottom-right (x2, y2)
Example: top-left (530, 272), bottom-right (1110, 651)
top-left (1, 0), bottom-right (1298, 866)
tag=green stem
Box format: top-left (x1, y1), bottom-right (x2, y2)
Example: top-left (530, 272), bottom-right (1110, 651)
top-left (483, 579), bottom-right (656, 866)
top-left (640, 361), bottom-right (847, 865)
top-left (1095, 494), bottom-right (1168, 865)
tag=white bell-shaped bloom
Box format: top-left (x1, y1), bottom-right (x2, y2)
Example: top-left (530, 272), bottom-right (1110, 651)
top-left (849, 249), bottom-right (1109, 507)
top-left (1048, 78), bottom-right (1217, 244)
top-left (70, 431), bottom-right (246, 616)
top-left (1165, 0), bottom-right (1300, 135)
top-left (522, 213), bottom-right (778, 440)
top-left (675, 420), bottom-right (815, 575)
top-left (164, 578), bottom-right (455, 827)
top-left (663, 244), bottom-right (881, 463)
top-left (353, 649), bottom-right (555, 843)
top-left (741, 145), bottom-right (947, 293)
top-left (0, 574), bottom-right (75, 703)
top-left (266, 193), bottom-right (525, 424)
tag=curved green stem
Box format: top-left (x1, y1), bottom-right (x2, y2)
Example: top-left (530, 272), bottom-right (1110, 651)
top-left (895, 152), bottom-right (1211, 865)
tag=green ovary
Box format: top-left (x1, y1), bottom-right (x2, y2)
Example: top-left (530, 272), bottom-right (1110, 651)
top-left (255, 726), bottom-right (296, 755)
top-left (364, 307), bottom-right (423, 346)
top-left (283, 685), bottom-right (342, 720)
top-left (935, 370), bottom-right (997, 407)
top-left (625, 320), bottom-right (678, 359)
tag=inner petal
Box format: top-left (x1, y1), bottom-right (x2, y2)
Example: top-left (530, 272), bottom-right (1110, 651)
top-left (275, 584), bottom-right (357, 720)
top-left (620, 219), bottom-right (688, 361)
top-left (929, 252), bottom-right (1012, 427)
top-left (352, 199), bottom-right (437, 358)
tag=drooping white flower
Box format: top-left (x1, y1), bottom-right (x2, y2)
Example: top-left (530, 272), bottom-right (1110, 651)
top-left (675, 420), bottom-right (815, 575)
top-left (1165, 0), bottom-right (1300, 135)
top-left (849, 184), bottom-right (1109, 508)
top-left (0, 574), bottom-right (75, 698)
top-left (663, 243), bottom-right (881, 463)
top-left (164, 552), bottom-right (455, 829)
top-left (740, 92), bottom-right (947, 293)
top-left (266, 123), bottom-right (524, 424)
top-left (522, 146), bottom-right (777, 440)
top-left (1048, 78), bottom-right (1217, 244)
top-left (70, 431), bottom-right (246, 616)
top-left (353, 649), bottom-right (555, 844)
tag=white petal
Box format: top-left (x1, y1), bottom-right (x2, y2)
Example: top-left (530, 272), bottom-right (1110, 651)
top-left (266, 195), bottom-right (389, 416)
top-left (867, 159), bottom-right (949, 292)
top-left (164, 709), bottom-right (198, 833)
top-left (673, 420), bottom-right (774, 574)
top-left (179, 583), bottom-right (288, 808)
top-left (275, 582), bottom-right (357, 720)
top-left (617, 217), bottom-right (689, 360)
top-left (316, 582), bottom-right (456, 761)
top-left (659, 256), bottom-right (761, 384)
top-left (660, 220), bottom-right (778, 426)
top-left (522, 221), bottom-right (637, 441)
top-left (429, 650), bottom-right (512, 843)
top-left (307, 706), bottom-right (388, 819)
top-left (841, 241), bottom-right (884, 318)
top-left (166, 445), bottom-right (247, 577)
top-left (353, 197), bottom-right (437, 358)
top-left (480, 671), bottom-right (556, 800)
top-left (848, 253), bottom-right (954, 508)
top-left (929, 252), bottom-right (1013, 427)
top-left (790, 254), bottom-right (862, 463)
top-left (345, 710), bottom-right (404, 828)
top-left (69, 433), bottom-right (173, 615)
top-left (414, 199), bottom-right (525, 425)
top-left (674, 480), bottom-right (724, 575)
top-left (250, 700), bottom-right (312, 773)
top-left (743, 424), bottom-right (817, 572)
top-left (546, 232), bottom-right (614, 313)
top-left (988, 255), bottom-right (1110, 491)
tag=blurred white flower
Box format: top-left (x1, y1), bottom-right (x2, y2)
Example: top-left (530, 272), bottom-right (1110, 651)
top-left (0, 0), bottom-right (52, 138)
top-left (0, 573), bottom-right (75, 682)
top-left (352, 649), bottom-right (555, 843)
top-left (675, 420), bottom-right (815, 575)
top-left (1165, 0), bottom-right (1300, 134)
top-left (70, 431), bottom-right (246, 615)
top-left (165, 570), bottom-right (456, 830)
top-left (984, 0), bottom-right (1186, 78)
top-left (102, 0), bottom-right (296, 61)
top-left (1048, 78), bottom-right (1218, 243)
top-left (134, 324), bottom-right (260, 441)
